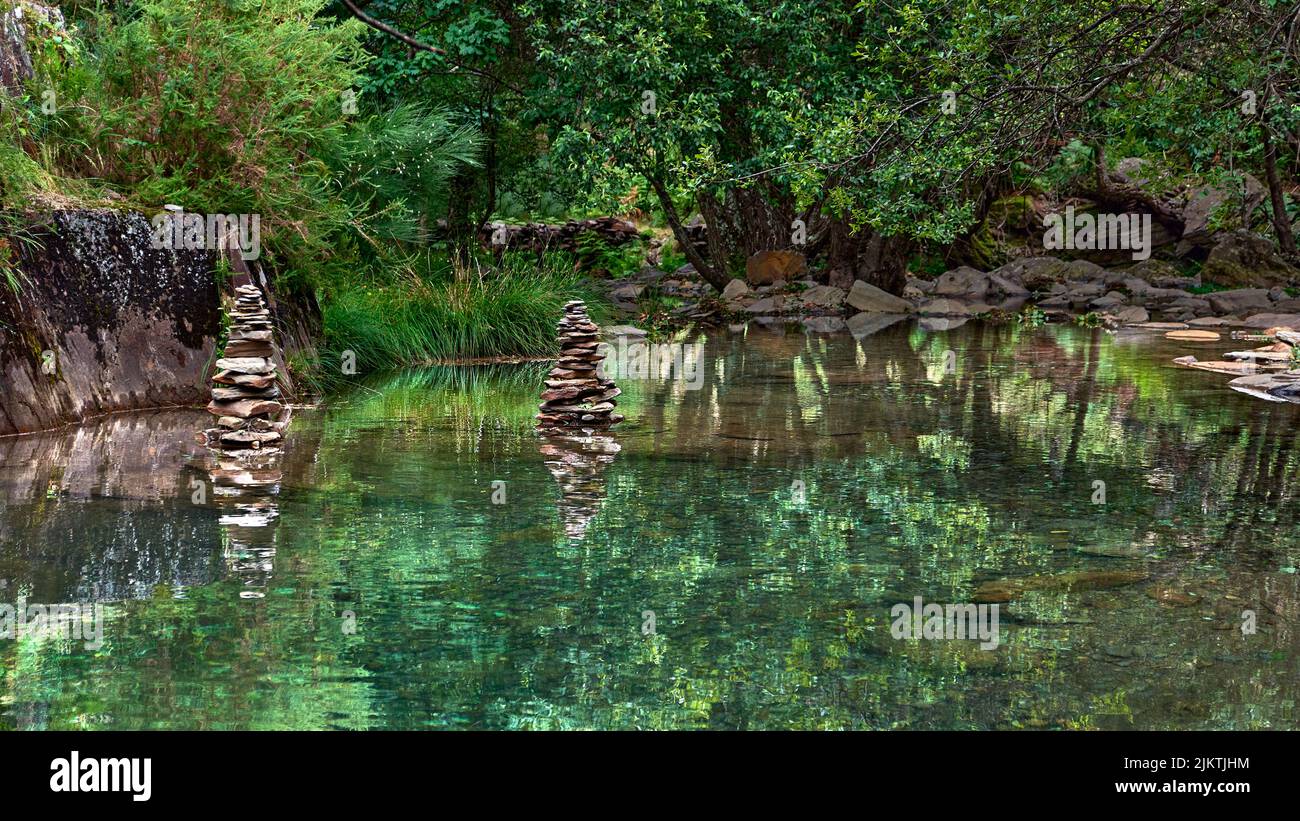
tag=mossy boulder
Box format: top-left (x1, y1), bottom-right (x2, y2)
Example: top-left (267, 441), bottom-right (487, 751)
top-left (1200, 231), bottom-right (1298, 288)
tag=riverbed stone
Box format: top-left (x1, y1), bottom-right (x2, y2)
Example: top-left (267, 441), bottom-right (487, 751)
top-left (933, 266), bottom-right (990, 299)
top-left (721, 279), bottom-right (749, 301)
top-left (847, 280), bottom-right (913, 313)
top-left (745, 250), bottom-right (807, 285)
top-left (973, 570), bottom-right (1150, 603)
top-left (1206, 288), bottom-right (1272, 315)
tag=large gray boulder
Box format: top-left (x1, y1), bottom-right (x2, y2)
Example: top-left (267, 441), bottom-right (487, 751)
top-left (0, 209), bottom-right (221, 435)
top-left (1200, 231), bottom-right (1298, 288)
top-left (1205, 288), bottom-right (1273, 315)
top-left (846, 280), bottom-right (913, 313)
top-left (1181, 175), bottom-right (1266, 245)
top-left (933, 266), bottom-right (990, 299)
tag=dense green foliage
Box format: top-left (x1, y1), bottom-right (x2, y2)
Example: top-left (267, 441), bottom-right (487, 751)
top-left (2, 0), bottom-right (1297, 369)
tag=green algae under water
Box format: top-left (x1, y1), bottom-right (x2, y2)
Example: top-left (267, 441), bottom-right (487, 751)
top-left (2, 321), bottom-right (1300, 729)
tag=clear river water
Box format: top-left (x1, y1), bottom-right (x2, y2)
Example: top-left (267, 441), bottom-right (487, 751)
top-left (2, 320), bottom-right (1298, 729)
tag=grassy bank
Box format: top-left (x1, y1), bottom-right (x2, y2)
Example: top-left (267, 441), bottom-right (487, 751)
top-left (301, 252), bottom-right (607, 393)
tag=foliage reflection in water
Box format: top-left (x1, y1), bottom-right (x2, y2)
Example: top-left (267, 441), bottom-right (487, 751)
top-left (2, 322), bottom-right (1299, 729)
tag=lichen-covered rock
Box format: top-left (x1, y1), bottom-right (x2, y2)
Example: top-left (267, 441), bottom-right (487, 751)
top-left (1181, 176), bottom-right (1267, 245)
top-left (1, 2), bottom-right (64, 96)
top-left (0, 208), bottom-right (221, 435)
top-left (1200, 231), bottom-right (1299, 288)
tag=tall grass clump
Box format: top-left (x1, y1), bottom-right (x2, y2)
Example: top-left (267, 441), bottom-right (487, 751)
top-left (319, 252), bottom-right (607, 379)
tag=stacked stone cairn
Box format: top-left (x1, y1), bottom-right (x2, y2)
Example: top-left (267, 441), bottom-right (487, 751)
top-left (536, 300), bottom-right (624, 433)
top-left (203, 285), bottom-right (288, 453)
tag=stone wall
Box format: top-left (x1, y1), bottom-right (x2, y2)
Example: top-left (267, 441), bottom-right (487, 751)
top-left (0, 208), bottom-right (222, 435)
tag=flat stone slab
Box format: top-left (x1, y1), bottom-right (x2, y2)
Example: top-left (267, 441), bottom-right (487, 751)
top-left (1130, 322), bottom-right (1189, 330)
top-left (847, 280), bottom-right (913, 314)
top-left (207, 398), bottom-right (284, 419)
top-left (1165, 330), bottom-right (1221, 341)
top-left (215, 357), bottom-right (276, 374)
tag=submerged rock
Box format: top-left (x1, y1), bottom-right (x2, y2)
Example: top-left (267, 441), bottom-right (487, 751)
top-left (973, 570), bottom-right (1150, 603)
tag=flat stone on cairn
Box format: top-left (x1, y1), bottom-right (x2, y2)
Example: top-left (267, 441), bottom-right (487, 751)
top-left (203, 285), bottom-right (288, 452)
top-left (536, 300), bottom-right (623, 433)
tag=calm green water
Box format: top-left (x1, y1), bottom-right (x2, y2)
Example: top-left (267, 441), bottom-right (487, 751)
top-left (3, 321), bottom-right (1300, 729)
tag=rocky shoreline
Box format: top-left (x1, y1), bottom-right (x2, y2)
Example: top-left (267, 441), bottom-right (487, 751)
top-left (606, 253), bottom-right (1300, 337)
top-left (599, 245), bottom-right (1300, 404)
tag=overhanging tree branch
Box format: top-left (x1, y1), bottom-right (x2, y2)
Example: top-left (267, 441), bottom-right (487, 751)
top-left (339, 0), bottom-right (525, 95)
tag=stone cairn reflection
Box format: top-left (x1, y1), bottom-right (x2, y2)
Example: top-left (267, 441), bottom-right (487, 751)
top-left (535, 301), bottom-right (623, 539)
top-left (539, 434), bottom-right (621, 541)
top-left (198, 283), bottom-right (289, 598)
top-left (208, 457), bottom-right (282, 599)
top-left (202, 284), bottom-right (288, 452)
top-left (535, 300), bottom-right (623, 433)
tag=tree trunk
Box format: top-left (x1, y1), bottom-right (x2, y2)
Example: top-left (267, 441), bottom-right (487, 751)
top-left (447, 169), bottom-right (476, 271)
top-left (647, 174), bottom-right (729, 291)
top-left (824, 219), bottom-right (909, 294)
top-left (1261, 120), bottom-right (1297, 257)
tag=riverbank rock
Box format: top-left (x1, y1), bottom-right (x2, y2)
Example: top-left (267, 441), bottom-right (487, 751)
top-left (1242, 313), bottom-right (1300, 330)
top-left (536, 301), bottom-right (623, 433)
top-left (847, 280), bottom-right (913, 313)
top-left (1205, 288), bottom-right (1272, 315)
top-left (1112, 305), bottom-right (1149, 325)
top-left (933, 266), bottom-right (989, 299)
top-left (746, 250), bottom-right (807, 285)
top-left (798, 284), bottom-right (847, 309)
top-left (1181, 177), bottom-right (1266, 247)
top-left (0, 208), bottom-right (220, 435)
top-left (1200, 232), bottom-right (1299, 287)
top-left (721, 279), bottom-right (749, 301)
